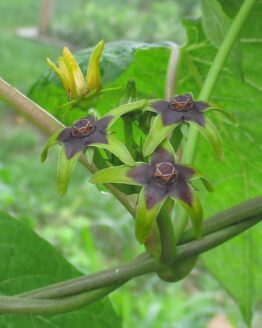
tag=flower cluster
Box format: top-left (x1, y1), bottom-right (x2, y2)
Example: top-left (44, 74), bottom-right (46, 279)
top-left (43, 41), bottom-right (234, 245)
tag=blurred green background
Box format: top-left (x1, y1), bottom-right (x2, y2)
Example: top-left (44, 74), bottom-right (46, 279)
top-left (0, 0), bottom-right (255, 327)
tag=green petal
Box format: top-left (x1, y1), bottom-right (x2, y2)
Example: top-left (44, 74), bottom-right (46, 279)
top-left (173, 192), bottom-right (203, 237)
top-left (143, 115), bottom-right (179, 157)
top-left (41, 129), bottom-right (64, 162)
top-left (90, 165), bottom-right (143, 185)
top-left (86, 40), bottom-right (105, 91)
top-left (135, 188), bottom-right (166, 244)
top-left (93, 135), bottom-right (135, 165)
top-left (63, 47), bottom-right (86, 98)
top-left (57, 146), bottom-right (81, 196)
top-left (189, 118), bottom-right (224, 160)
top-left (107, 100), bottom-right (148, 127)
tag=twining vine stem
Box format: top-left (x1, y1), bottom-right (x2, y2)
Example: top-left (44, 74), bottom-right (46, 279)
top-left (0, 202), bottom-right (260, 314)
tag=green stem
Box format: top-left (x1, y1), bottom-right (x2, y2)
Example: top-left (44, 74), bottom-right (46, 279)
top-left (21, 253), bottom-right (159, 299)
top-left (19, 196), bottom-right (262, 302)
top-left (157, 208), bottom-right (177, 265)
top-left (176, 215), bottom-right (261, 262)
top-left (0, 213), bottom-right (260, 314)
top-left (0, 285), bottom-right (121, 315)
top-left (0, 78), bottom-right (136, 217)
top-left (176, 0), bottom-right (256, 240)
top-left (165, 45), bottom-right (180, 99)
top-left (181, 195), bottom-right (262, 243)
top-left (123, 118), bottom-right (135, 155)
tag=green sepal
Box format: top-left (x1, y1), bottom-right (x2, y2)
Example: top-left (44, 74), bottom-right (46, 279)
top-left (85, 147), bottom-right (94, 164)
top-left (208, 106), bottom-right (238, 124)
top-left (107, 100), bottom-right (148, 127)
top-left (41, 129), bottom-right (64, 162)
top-left (172, 191), bottom-right (203, 237)
top-left (90, 164), bottom-right (143, 185)
top-left (189, 118), bottom-right (224, 160)
top-left (135, 188), bottom-right (166, 244)
top-left (120, 79), bottom-right (137, 105)
top-left (143, 115), bottom-right (179, 157)
top-left (93, 135), bottom-right (135, 166)
top-left (191, 172), bottom-right (214, 192)
top-left (57, 146), bottom-right (81, 196)
top-left (183, 164), bottom-right (214, 192)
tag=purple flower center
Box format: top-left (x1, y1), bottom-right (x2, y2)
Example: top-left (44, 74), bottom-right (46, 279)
top-left (170, 94), bottom-right (194, 111)
top-left (71, 119), bottom-right (96, 137)
top-left (153, 162), bottom-right (178, 184)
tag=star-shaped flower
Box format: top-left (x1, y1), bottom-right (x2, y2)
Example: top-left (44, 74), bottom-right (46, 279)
top-left (143, 93), bottom-right (235, 158)
top-left (47, 40), bottom-right (104, 100)
top-left (41, 100), bottom-right (147, 195)
top-left (90, 146), bottom-right (212, 243)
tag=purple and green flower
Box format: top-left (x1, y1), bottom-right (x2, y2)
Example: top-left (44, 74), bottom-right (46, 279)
top-left (41, 100), bottom-right (147, 195)
top-left (90, 146), bottom-right (212, 243)
top-left (143, 93), bottom-right (236, 158)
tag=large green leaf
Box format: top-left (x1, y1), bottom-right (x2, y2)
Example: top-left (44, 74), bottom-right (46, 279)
top-left (180, 1), bottom-right (262, 325)
top-left (0, 212), bottom-right (121, 327)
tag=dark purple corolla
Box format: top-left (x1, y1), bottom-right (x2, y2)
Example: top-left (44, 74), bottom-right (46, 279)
top-left (151, 93), bottom-right (208, 127)
top-left (128, 147), bottom-right (195, 210)
top-left (57, 114), bottom-right (112, 159)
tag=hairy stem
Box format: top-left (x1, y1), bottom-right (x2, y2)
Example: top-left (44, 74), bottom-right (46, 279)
top-left (0, 78), bottom-right (135, 216)
top-left (176, 0), bottom-right (256, 240)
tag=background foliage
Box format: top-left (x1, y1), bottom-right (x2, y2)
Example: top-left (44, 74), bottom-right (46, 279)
top-left (0, 0), bottom-right (262, 327)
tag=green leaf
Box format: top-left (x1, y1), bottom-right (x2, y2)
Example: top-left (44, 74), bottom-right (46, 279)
top-left (57, 146), bottom-right (81, 196)
top-left (90, 165), bottom-right (143, 185)
top-left (135, 188), bottom-right (166, 244)
top-left (173, 192), bottom-right (203, 237)
top-left (40, 129), bottom-right (64, 162)
top-left (143, 115), bottom-right (179, 157)
top-left (189, 118), bottom-right (224, 160)
top-left (94, 135), bottom-right (135, 166)
top-left (0, 212), bottom-right (120, 327)
top-left (201, 0), bottom-right (242, 77)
